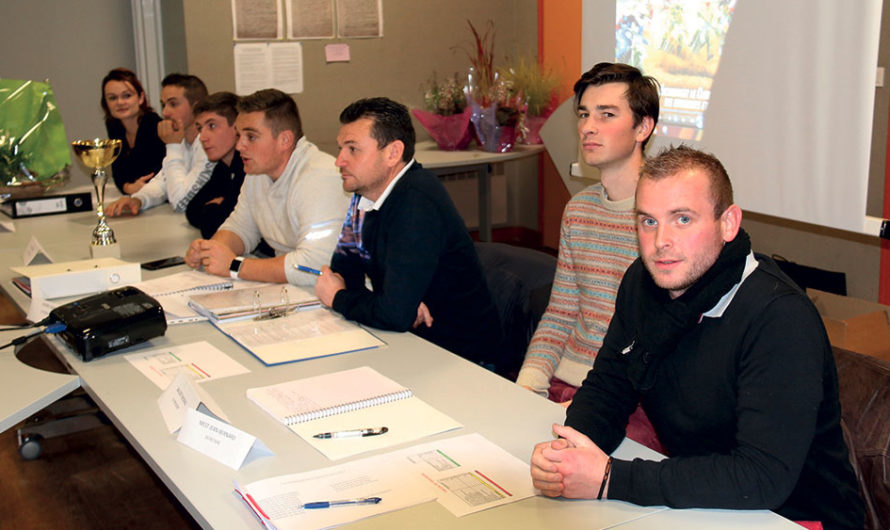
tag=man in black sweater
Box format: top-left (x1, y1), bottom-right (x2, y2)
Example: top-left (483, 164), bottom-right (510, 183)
top-left (315, 97), bottom-right (501, 364)
top-left (530, 146), bottom-right (863, 529)
top-left (185, 92), bottom-right (245, 238)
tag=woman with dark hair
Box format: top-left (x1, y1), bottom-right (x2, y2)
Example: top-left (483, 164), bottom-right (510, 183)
top-left (101, 68), bottom-right (166, 194)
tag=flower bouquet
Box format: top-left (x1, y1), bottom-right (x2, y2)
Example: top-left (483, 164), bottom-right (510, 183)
top-left (463, 20), bottom-right (526, 153)
top-left (500, 56), bottom-right (560, 145)
top-left (413, 72), bottom-right (472, 151)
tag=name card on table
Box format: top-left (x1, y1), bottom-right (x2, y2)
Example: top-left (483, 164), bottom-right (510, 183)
top-left (23, 236), bottom-right (53, 265)
top-left (178, 406), bottom-right (272, 470)
top-left (160, 370), bottom-right (272, 469)
top-left (157, 370), bottom-right (229, 433)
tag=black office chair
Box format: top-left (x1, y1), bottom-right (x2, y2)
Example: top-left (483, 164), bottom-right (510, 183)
top-left (474, 242), bottom-right (557, 380)
top-left (772, 254), bottom-right (847, 296)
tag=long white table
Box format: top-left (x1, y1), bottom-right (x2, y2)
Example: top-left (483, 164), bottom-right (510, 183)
top-left (0, 202), bottom-right (800, 529)
top-left (0, 329), bottom-right (80, 433)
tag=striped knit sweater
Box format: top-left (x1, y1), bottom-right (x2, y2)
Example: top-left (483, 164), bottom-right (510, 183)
top-left (516, 183), bottom-right (638, 397)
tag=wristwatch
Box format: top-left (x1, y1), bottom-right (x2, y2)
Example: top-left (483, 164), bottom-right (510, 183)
top-left (229, 257), bottom-right (244, 279)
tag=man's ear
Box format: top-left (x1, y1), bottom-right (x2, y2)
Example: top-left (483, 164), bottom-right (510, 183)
top-left (635, 116), bottom-right (655, 144)
top-left (384, 140), bottom-right (405, 166)
top-left (277, 129), bottom-right (296, 150)
top-left (720, 204), bottom-right (743, 242)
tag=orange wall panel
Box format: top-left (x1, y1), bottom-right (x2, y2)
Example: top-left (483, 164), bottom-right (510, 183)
top-left (538, 0), bottom-right (582, 249)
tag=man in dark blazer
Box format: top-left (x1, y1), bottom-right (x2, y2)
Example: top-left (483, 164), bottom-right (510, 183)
top-left (315, 97), bottom-right (502, 365)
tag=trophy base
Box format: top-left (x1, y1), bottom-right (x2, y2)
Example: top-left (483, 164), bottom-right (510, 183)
top-left (90, 242), bottom-right (121, 259)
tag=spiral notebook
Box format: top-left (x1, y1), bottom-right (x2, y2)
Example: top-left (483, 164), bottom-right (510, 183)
top-left (131, 270), bottom-right (250, 324)
top-left (247, 366), bottom-right (462, 460)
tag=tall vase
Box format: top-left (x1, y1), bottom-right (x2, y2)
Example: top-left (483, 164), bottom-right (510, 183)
top-left (469, 101), bottom-right (514, 153)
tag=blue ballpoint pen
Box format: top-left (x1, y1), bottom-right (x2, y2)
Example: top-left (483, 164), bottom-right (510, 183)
top-left (295, 264), bottom-right (322, 276)
top-left (302, 497), bottom-right (382, 509)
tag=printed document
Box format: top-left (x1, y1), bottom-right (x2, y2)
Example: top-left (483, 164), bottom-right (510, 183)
top-left (236, 432), bottom-right (534, 528)
top-left (125, 341), bottom-right (250, 390)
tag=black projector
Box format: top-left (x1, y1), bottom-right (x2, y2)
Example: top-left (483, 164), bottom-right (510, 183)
top-left (49, 286), bottom-right (167, 361)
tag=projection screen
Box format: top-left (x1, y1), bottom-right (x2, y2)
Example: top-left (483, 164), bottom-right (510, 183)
top-left (582, 0), bottom-right (883, 235)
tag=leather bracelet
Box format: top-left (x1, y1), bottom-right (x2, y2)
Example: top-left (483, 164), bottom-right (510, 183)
top-left (597, 457), bottom-right (612, 500)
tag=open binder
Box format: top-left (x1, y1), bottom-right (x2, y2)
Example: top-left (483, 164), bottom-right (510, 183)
top-left (213, 306), bottom-right (385, 366)
top-left (188, 283), bottom-right (319, 322)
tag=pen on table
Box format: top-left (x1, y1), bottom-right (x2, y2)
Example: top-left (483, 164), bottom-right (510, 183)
top-left (302, 497), bottom-right (382, 509)
top-left (313, 427), bottom-right (388, 439)
top-left (295, 264), bottom-right (321, 276)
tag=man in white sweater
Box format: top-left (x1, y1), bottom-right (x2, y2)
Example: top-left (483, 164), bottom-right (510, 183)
top-left (107, 74), bottom-right (213, 216)
top-left (185, 89), bottom-right (348, 286)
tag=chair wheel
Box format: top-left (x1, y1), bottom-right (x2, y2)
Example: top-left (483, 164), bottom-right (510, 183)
top-left (18, 434), bottom-right (43, 460)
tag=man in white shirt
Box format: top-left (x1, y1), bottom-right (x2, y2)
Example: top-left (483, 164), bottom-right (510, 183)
top-left (184, 89), bottom-right (347, 285)
top-left (107, 74), bottom-right (212, 216)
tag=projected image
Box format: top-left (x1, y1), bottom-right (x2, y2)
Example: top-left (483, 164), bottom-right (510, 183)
top-left (617, 0), bottom-right (738, 141)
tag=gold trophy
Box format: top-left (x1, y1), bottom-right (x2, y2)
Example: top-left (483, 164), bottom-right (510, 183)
top-left (71, 139), bottom-right (122, 258)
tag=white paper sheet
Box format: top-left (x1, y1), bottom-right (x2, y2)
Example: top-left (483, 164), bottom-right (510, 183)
top-left (394, 433), bottom-right (536, 517)
top-left (236, 449), bottom-right (435, 529)
top-left (125, 341), bottom-right (250, 390)
top-left (234, 42), bottom-right (304, 95)
top-left (237, 432), bottom-right (534, 528)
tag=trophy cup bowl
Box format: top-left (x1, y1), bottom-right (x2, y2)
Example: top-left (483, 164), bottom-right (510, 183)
top-left (71, 139), bottom-right (122, 257)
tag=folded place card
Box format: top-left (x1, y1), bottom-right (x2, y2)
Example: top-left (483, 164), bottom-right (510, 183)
top-left (157, 370), bottom-right (230, 433)
top-left (162, 371), bottom-right (271, 469)
top-left (177, 406), bottom-right (272, 470)
top-left (23, 235), bottom-right (52, 265)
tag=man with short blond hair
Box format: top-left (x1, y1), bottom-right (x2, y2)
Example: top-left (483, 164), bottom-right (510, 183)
top-left (185, 89), bottom-right (347, 285)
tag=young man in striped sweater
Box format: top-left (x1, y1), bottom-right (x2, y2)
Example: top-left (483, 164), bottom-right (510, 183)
top-left (516, 63), bottom-right (659, 409)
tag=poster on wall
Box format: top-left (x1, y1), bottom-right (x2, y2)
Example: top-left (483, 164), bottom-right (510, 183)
top-left (234, 42), bottom-right (304, 94)
top-left (232, 0), bottom-right (283, 40)
top-left (336, 0), bottom-right (383, 38)
top-left (287, 0), bottom-right (335, 39)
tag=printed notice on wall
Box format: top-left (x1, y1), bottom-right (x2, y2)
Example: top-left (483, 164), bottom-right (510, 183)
top-left (336, 0), bottom-right (383, 38)
top-left (232, 0), bottom-right (282, 40)
top-left (286, 0), bottom-right (335, 39)
top-left (234, 42), bottom-right (304, 95)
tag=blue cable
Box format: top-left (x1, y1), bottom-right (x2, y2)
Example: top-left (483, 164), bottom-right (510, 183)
top-left (0, 321), bottom-right (67, 350)
top-left (45, 322), bottom-right (67, 334)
